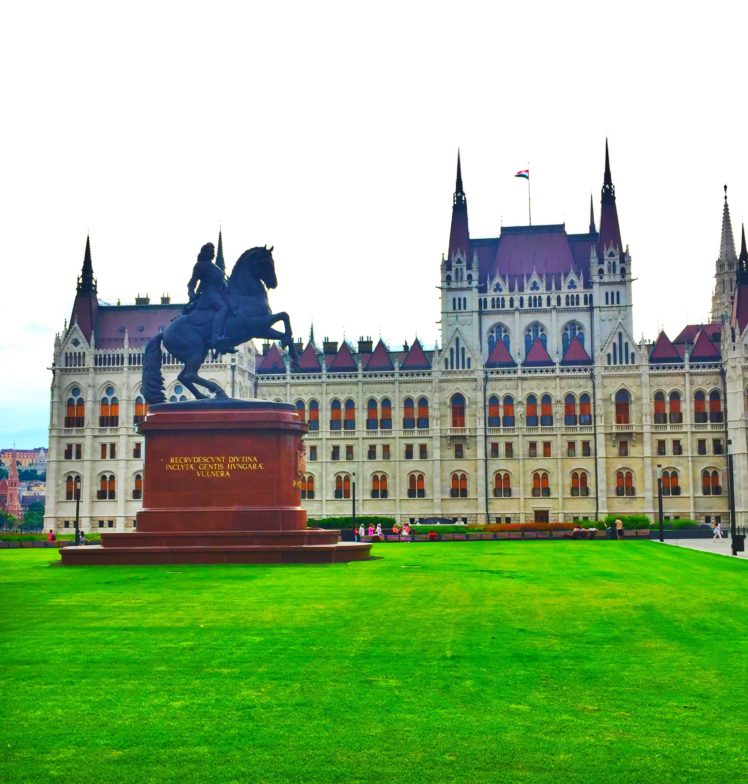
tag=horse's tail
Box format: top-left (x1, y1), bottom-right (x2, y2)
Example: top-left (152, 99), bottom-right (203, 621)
top-left (142, 334), bottom-right (166, 404)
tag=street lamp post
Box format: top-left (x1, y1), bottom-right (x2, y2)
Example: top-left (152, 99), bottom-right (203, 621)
top-left (351, 472), bottom-right (356, 530)
top-left (727, 439), bottom-right (738, 556)
top-left (657, 464), bottom-right (664, 543)
top-left (74, 476), bottom-right (82, 546)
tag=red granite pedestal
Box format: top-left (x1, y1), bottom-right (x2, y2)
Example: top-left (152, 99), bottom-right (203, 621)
top-left (61, 400), bottom-right (371, 565)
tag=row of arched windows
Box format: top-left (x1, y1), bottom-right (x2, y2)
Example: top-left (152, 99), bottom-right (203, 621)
top-left (64, 386), bottom-right (149, 428)
top-left (480, 295), bottom-right (592, 311)
top-left (294, 390), bottom-right (721, 431)
top-left (65, 473), bottom-right (143, 501)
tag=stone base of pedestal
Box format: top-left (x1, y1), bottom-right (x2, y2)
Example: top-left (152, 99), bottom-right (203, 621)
top-left (61, 540), bottom-right (371, 565)
top-left (60, 400), bottom-right (372, 566)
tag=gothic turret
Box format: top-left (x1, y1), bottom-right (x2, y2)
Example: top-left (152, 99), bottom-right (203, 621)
top-left (598, 140), bottom-right (622, 256)
top-left (447, 151), bottom-right (470, 262)
top-left (711, 186), bottom-right (739, 323)
top-left (69, 236), bottom-right (99, 342)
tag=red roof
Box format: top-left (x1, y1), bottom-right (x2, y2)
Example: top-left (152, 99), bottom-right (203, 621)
top-left (294, 342), bottom-right (322, 373)
top-left (523, 338), bottom-right (554, 366)
top-left (364, 340), bottom-right (394, 371)
top-left (689, 329), bottom-right (721, 362)
top-left (561, 336), bottom-right (592, 365)
top-left (94, 304), bottom-right (186, 347)
top-left (673, 323), bottom-right (721, 344)
top-left (328, 342), bottom-right (357, 372)
top-left (731, 281), bottom-right (748, 334)
top-left (489, 226), bottom-right (581, 287)
top-left (400, 338), bottom-right (431, 370)
top-left (649, 332), bottom-right (682, 363)
top-left (256, 344), bottom-right (285, 374)
top-left (485, 339), bottom-right (516, 367)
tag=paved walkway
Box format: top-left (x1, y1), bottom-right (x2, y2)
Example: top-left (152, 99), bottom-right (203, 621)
top-left (653, 535), bottom-right (747, 560)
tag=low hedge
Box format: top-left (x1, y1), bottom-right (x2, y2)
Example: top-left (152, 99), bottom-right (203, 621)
top-left (308, 516), bottom-right (396, 530)
top-left (604, 514), bottom-right (652, 529)
top-left (0, 533), bottom-right (101, 543)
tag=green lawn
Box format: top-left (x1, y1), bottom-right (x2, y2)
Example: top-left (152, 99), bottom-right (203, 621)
top-left (1, 542), bottom-right (746, 784)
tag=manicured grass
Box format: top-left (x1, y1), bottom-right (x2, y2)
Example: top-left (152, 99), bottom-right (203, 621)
top-left (2, 543), bottom-right (746, 783)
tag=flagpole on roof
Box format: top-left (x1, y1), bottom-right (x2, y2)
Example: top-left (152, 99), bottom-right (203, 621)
top-left (527, 164), bottom-right (532, 226)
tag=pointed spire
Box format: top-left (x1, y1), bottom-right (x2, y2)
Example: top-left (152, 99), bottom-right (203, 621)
top-left (448, 150), bottom-right (470, 261)
top-left (598, 139), bottom-right (622, 256)
top-left (455, 149), bottom-right (465, 204)
top-left (719, 185), bottom-right (737, 264)
top-left (77, 235), bottom-right (97, 295)
top-left (309, 323), bottom-right (316, 347)
top-left (589, 194), bottom-right (596, 233)
top-left (216, 228), bottom-right (225, 273)
top-left (738, 223), bottom-right (748, 283)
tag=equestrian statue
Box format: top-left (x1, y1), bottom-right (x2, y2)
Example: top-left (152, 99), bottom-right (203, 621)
top-left (142, 243), bottom-right (298, 403)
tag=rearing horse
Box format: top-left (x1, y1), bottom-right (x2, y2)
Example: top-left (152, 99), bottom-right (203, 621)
top-left (142, 246), bottom-right (297, 403)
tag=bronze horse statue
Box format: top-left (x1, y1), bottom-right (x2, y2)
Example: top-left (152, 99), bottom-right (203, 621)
top-left (142, 246), bottom-right (297, 403)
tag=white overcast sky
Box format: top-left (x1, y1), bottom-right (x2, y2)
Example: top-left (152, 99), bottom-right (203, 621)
top-left (2, 1), bottom-right (747, 447)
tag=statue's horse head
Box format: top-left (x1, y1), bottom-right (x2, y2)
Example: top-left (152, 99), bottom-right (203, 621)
top-left (230, 245), bottom-right (277, 292)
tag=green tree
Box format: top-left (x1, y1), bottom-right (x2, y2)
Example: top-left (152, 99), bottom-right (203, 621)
top-left (20, 502), bottom-right (45, 532)
top-left (0, 510), bottom-right (18, 530)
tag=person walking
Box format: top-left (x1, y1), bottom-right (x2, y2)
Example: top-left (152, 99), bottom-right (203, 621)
top-left (712, 520), bottom-right (723, 540)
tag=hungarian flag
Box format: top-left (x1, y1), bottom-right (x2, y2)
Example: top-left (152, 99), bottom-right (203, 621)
top-left (515, 169), bottom-right (529, 179)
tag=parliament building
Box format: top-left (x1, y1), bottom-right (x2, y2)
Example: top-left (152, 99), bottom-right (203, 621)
top-left (45, 145), bottom-right (748, 532)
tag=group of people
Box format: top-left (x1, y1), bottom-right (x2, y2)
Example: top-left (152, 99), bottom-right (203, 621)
top-left (356, 522), bottom-right (412, 541)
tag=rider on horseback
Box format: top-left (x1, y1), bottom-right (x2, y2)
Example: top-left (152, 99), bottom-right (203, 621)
top-left (185, 242), bottom-right (231, 350)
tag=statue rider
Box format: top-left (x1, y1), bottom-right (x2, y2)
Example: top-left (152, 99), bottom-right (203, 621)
top-left (186, 242), bottom-right (230, 349)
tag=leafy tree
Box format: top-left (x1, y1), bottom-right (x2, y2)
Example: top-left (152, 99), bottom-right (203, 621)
top-left (20, 502), bottom-right (45, 532)
top-left (0, 510), bottom-right (18, 531)
top-left (19, 469), bottom-right (44, 482)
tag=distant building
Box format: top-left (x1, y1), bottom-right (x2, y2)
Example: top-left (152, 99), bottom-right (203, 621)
top-left (2, 450), bottom-right (24, 520)
top-left (45, 145), bottom-right (748, 531)
top-left (0, 448), bottom-right (47, 473)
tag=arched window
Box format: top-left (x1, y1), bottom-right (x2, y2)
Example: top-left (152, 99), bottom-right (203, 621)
top-left (701, 470), bottom-right (721, 496)
top-left (301, 474), bottom-right (315, 499)
top-left (562, 321), bottom-right (585, 352)
top-left (564, 394), bottom-right (577, 426)
top-left (403, 397), bottom-right (415, 429)
top-left (662, 470), bottom-right (680, 496)
top-left (308, 400), bottom-right (320, 431)
top-left (450, 472), bottom-right (468, 498)
top-left (615, 470), bottom-right (635, 496)
top-left (330, 399), bottom-right (342, 431)
top-left (524, 322), bottom-right (547, 353)
top-left (540, 394), bottom-right (553, 426)
top-left (615, 390), bottom-right (630, 424)
top-left (64, 474), bottom-right (81, 501)
top-left (493, 472), bottom-right (511, 497)
top-left (366, 398), bottom-right (378, 430)
top-left (694, 390), bottom-right (707, 423)
top-left (487, 323), bottom-right (511, 354)
top-left (334, 473), bottom-right (351, 499)
top-left (380, 398), bottom-right (392, 430)
top-left (579, 394), bottom-right (592, 425)
top-left (709, 390), bottom-right (723, 423)
top-left (526, 395), bottom-right (538, 427)
top-left (451, 394), bottom-right (466, 428)
top-left (669, 391), bottom-right (682, 424)
top-left (98, 473), bottom-right (116, 500)
top-left (417, 397), bottom-right (429, 429)
top-left (408, 472), bottom-right (425, 498)
top-left (653, 391), bottom-right (667, 424)
top-left (65, 387), bottom-right (85, 428)
top-left (532, 471), bottom-right (550, 497)
top-left (344, 399), bottom-right (356, 430)
top-left (133, 394), bottom-right (148, 425)
top-left (132, 473), bottom-right (143, 500)
top-left (487, 395), bottom-right (500, 427)
top-left (168, 384), bottom-right (187, 403)
top-left (502, 395), bottom-right (515, 427)
top-left (371, 473), bottom-right (388, 499)
top-left (295, 400), bottom-right (306, 423)
top-left (571, 471), bottom-right (589, 497)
